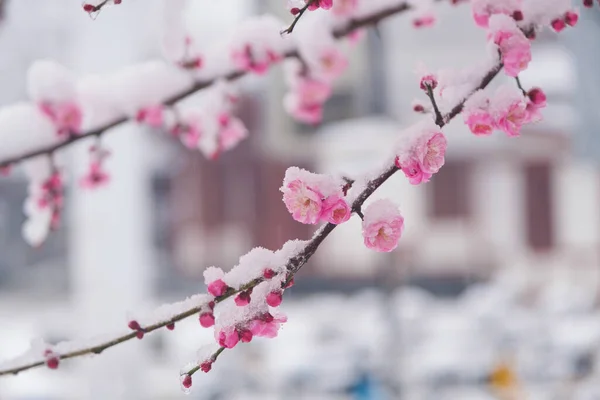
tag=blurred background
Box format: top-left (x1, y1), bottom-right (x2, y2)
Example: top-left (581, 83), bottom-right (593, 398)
top-left (0, 0), bottom-right (600, 399)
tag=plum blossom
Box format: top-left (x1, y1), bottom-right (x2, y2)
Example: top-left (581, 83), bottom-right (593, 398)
top-left (488, 15), bottom-right (531, 77)
top-left (314, 47), bottom-right (348, 81)
top-left (463, 90), bottom-right (494, 136)
top-left (395, 122), bottom-right (447, 185)
top-left (307, 0), bottom-right (333, 11)
top-left (217, 327), bottom-right (240, 349)
top-left (490, 84), bottom-right (528, 137)
top-left (319, 196), bottom-right (351, 224)
top-left (217, 113), bottom-right (248, 152)
top-left (80, 145), bottom-right (110, 190)
top-left (136, 105), bottom-right (164, 127)
top-left (332, 0), bottom-right (357, 16)
top-left (362, 199), bottom-right (404, 253)
top-left (249, 313), bottom-right (287, 338)
top-left (281, 180), bottom-right (323, 224)
top-left (284, 77), bottom-right (332, 124)
top-left (38, 101), bottom-right (83, 138)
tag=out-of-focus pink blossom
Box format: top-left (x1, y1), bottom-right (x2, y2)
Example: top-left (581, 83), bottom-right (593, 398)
top-left (80, 162), bottom-right (110, 189)
top-left (317, 47), bottom-right (348, 80)
top-left (39, 101), bottom-right (83, 138)
top-left (332, 0), bottom-right (357, 16)
top-left (136, 105), bottom-right (164, 128)
top-left (307, 0), bottom-right (333, 11)
top-left (249, 313), bottom-right (287, 338)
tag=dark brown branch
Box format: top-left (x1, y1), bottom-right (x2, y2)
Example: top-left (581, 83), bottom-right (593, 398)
top-left (281, 0), bottom-right (316, 35)
top-left (424, 84), bottom-right (444, 126)
top-left (0, 2), bottom-right (417, 169)
top-left (515, 75), bottom-right (527, 96)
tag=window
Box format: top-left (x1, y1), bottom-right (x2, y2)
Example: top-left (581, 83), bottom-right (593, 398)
top-left (428, 160), bottom-right (472, 219)
top-left (524, 162), bottom-right (554, 251)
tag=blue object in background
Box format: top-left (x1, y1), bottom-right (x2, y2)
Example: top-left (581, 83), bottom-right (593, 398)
top-left (348, 372), bottom-right (385, 400)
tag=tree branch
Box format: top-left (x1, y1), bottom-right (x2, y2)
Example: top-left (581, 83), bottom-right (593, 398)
top-left (0, 2), bottom-right (416, 169)
top-left (0, 50), bottom-right (507, 377)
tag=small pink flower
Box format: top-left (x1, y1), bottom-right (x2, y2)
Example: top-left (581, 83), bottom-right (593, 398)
top-left (282, 180), bottom-right (323, 224)
top-left (231, 44), bottom-right (277, 75)
top-left (218, 115), bottom-right (248, 151)
top-left (199, 312), bottom-right (215, 328)
top-left (396, 157), bottom-right (432, 185)
top-left (317, 47), bottom-right (348, 80)
top-left (413, 13), bottom-right (436, 28)
top-left (362, 199), bottom-right (404, 253)
top-left (307, 0), bottom-right (333, 11)
top-left (239, 328), bottom-right (253, 343)
top-left (284, 78), bottom-right (332, 125)
top-left (500, 36), bottom-right (531, 77)
top-left (297, 78), bottom-right (332, 105)
top-left (266, 291), bottom-right (283, 307)
top-left (249, 313), bottom-right (287, 338)
top-left (136, 105), bottom-right (164, 127)
top-left (420, 74), bottom-right (438, 91)
top-left (465, 110), bottom-right (495, 136)
top-left (80, 162), bottom-right (110, 189)
top-left (495, 99), bottom-right (528, 137)
top-left (319, 196), bottom-right (351, 224)
top-left (332, 0), bottom-right (357, 16)
top-left (39, 101), bottom-right (83, 137)
top-left (217, 328), bottom-right (240, 349)
top-left (419, 132), bottom-right (447, 174)
top-left (473, 12), bottom-right (490, 28)
top-left (207, 279), bottom-right (229, 297)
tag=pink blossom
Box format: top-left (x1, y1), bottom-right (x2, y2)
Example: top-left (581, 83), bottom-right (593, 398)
top-left (319, 196), bottom-right (351, 224)
top-left (317, 47), bottom-right (348, 80)
top-left (307, 0), bottom-right (333, 11)
top-left (500, 36), bottom-right (531, 77)
top-left (396, 157), bottom-right (432, 185)
top-left (39, 101), bottom-right (83, 137)
top-left (332, 0), bottom-right (357, 16)
top-left (362, 199), bottom-right (404, 253)
top-left (80, 162), bottom-right (110, 189)
top-left (473, 12), bottom-right (490, 28)
top-left (495, 98), bottom-right (528, 137)
top-left (281, 180), bottom-right (323, 224)
top-left (413, 13), bottom-right (436, 28)
top-left (218, 115), bottom-right (248, 151)
top-left (207, 279), bottom-right (229, 297)
top-left (266, 291), bottom-right (283, 307)
top-left (231, 44), bottom-right (277, 75)
top-left (171, 121), bottom-right (202, 149)
top-left (249, 313), bottom-right (287, 338)
top-left (284, 78), bottom-right (332, 124)
top-left (217, 328), bottom-right (240, 349)
top-left (136, 105), bottom-right (164, 127)
top-left (235, 290), bottom-right (251, 307)
top-left (239, 328), bottom-right (253, 343)
top-left (465, 110), bottom-right (495, 136)
top-left (528, 88), bottom-right (547, 107)
top-left (346, 29), bottom-right (366, 46)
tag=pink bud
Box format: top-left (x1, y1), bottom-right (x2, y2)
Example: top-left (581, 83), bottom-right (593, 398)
top-left (527, 88), bottom-right (546, 106)
top-left (420, 74), bottom-right (438, 91)
top-left (128, 320), bottom-right (141, 331)
top-left (266, 291), bottom-right (283, 307)
top-left (208, 301), bottom-right (216, 310)
top-left (564, 11), bottom-right (579, 26)
top-left (114, 0), bottom-right (122, 4)
top-left (551, 18), bottom-right (566, 32)
top-left (285, 277), bottom-right (295, 289)
top-left (166, 323), bottom-right (175, 331)
top-left (512, 10), bottom-right (524, 21)
top-left (207, 279), bottom-right (229, 297)
top-left (82, 3), bottom-right (96, 12)
top-left (46, 357), bottom-right (59, 370)
top-left (263, 268), bottom-right (276, 279)
top-left (291, 7), bottom-right (300, 15)
top-left (200, 361), bottom-right (212, 373)
top-left (199, 312), bottom-right (215, 328)
top-left (234, 291), bottom-right (251, 306)
top-left (262, 312), bottom-right (274, 323)
top-left (583, 0), bottom-right (593, 7)
top-left (182, 374), bottom-right (192, 389)
top-left (413, 104), bottom-right (425, 113)
top-left (135, 331), bottom-right (144, 339)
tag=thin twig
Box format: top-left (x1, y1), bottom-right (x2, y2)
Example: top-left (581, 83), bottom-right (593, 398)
top-left (515, 76), bottom-right (527, 96)
top-left (281, 0), bottom-right (316, 35)
top-left (425, 84), bottom-right (444, 126)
